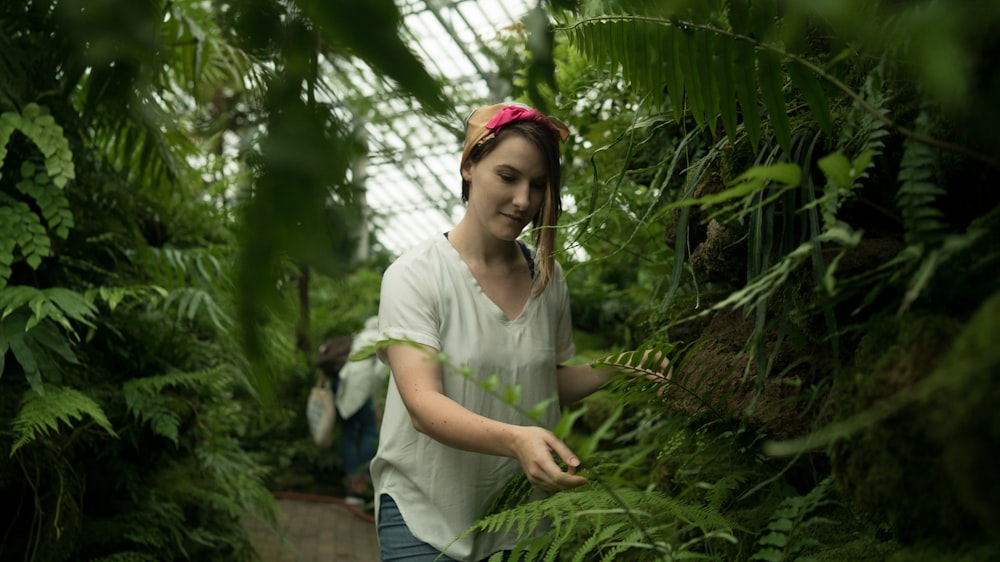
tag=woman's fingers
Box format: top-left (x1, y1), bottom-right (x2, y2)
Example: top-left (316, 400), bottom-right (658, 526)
top-left (517, 428), bottom-right (588, 492)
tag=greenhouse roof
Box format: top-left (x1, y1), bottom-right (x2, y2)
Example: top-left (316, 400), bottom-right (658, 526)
top-left (328, 0), bottom-right (534, 257)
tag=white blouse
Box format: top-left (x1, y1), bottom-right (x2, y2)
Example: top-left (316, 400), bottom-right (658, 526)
top-left (371, 234), bottom-right (575, 560)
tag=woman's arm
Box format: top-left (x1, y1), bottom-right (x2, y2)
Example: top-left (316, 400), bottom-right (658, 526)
top-left (387, 343), bottom-right (587, 492)
top-left (556, 363), bottom-right (613, 405)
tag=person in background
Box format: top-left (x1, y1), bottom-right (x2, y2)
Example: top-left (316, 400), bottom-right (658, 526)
top-left (335, 316), bottom-right (389, 506)
top-left (370, 102), bottom-right (669, 561)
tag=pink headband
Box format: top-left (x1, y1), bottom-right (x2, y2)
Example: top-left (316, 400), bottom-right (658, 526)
top-left (460, 103), bottom-right (570, 170)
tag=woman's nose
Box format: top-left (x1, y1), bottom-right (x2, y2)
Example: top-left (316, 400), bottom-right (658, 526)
top-left (512, 181), bottom-right (530, 209)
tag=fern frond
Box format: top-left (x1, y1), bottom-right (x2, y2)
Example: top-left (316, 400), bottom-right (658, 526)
top-left (707, 472), bottom-right (747, 511)
top-left (86, 284), bottom-right (169, 313)
top-left (10, 386), bottom-right (117, 455)
top-left (162, 286), bottom-right (233, 331)
top-left (896, 108), bottom-right (947, 246)
top-left (0, 103), bottom-right (77, 289)
top-left (749, 477), bottom-right (837, 561)
top-left (123, 370), bottom-right (216, 444)
top-left (468, 483), bottom-right (737, 561)
top-left (561, 10), bottom-right (829, 154)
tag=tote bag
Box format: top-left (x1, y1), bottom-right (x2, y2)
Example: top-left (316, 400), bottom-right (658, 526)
top-left (306, 377), bottom-right (336, 448)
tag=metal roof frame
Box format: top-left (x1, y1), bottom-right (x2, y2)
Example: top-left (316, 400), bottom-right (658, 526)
top-left (321, 0), bottom-right (533, 256)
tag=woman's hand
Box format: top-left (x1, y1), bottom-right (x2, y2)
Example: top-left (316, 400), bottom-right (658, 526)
top-left (509, 425), bottom-right (587, 492)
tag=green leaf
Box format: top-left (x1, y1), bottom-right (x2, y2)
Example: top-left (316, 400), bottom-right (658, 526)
top-left (576, 402), bottom-right (623, 459)
top-left (750, 547), bottom-right (783, 561)
top-left (696, 162), bottom-right (802, 207)
top-left (526, 395), bottom-right (558, 422)
top-left (661, 25), bottom-right (685, 115)
top-left (732, 41), bottom-right (761, 150)
top-left (717, 36), bottom-right (739, 144)
top-left (757, 49), bottom-right (791, 154)
top-left (502, 383), bottom-right (522, 405)
top-left (8, 332), bottom-right (43, 394)
top-left (553, 405), bottom-right (588, 440)
top-left (482, 373), bottom-right (500, 392)
top-left (787, 59), bottom-right (833, 137)
top-left (299, 0), bottom-right (447, 114)
top-left (10, 386), bottom-right (118, 455)
top-left (729, 0), bottom-right (751, 34)
top-left (27, 320), bottom-right (79, 365)
top-left (817, 152), bottom-right (852, 188)
top-left (759, 531), bottom-right (789, 546)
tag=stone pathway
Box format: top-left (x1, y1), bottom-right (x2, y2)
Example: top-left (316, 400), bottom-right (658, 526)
top-left (245, 492), bottom-right (378, 562)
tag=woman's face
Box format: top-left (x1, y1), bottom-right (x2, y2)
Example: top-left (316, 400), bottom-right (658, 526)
top-left (461, 133), bottom-right (547, 242)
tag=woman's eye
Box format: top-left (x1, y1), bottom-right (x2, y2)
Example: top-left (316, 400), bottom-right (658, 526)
top-left (530, 182), bottom-right (546, 191)
top-left (499, 174), bottom-right (515, 183)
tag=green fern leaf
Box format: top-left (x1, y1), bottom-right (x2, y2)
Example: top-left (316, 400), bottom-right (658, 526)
top-left (717, 35), bottom-right (739, 143)
top-left (751, 547), bottom-right (784, 561)
top-left (896, 109), bottom-right (947, 245)
top-left (732, 39), bottom-right (762, 149)
top-left (10, 386), bottom-right (117, 455)
top-left (787, 59), bottom-right (833, 138)
top-left (750, 0), bottom-right (778, 39)
top-left (123, 370), bottom-right (216, 444)
top-left (696, 29), bottom-right (719, 126)
top-left (707, 472), bottom-right (746, 510)
top-left (757, 49), bottom-right (791, 154)
top-left (662, 25), bottom-right (685, 114)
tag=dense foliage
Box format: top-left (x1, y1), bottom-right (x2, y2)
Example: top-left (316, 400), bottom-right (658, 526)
top-left (477, 1), bottom-right (1000, 560)
top-left (1, 0), bottom-right (998, 561)
top-left (0, 1), bottom-right (407, 560)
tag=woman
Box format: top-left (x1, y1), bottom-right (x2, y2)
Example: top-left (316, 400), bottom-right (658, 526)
top-left (371, 103), bottom-right (657, 561)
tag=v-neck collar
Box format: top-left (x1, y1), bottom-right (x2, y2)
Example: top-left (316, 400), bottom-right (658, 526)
top-left (440, 233), bottom-right (537, 323)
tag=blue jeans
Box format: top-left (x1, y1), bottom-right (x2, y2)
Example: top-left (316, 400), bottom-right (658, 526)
top-left (339, 398), bottom-right (378, 477)
top-left (377, 494), bottom-right (459, 561)
top-left (377, 495), bottom-right (530, 562)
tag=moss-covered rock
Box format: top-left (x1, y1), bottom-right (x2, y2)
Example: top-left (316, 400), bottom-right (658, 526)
top-left (828, 309), bottom-right (997, 545)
